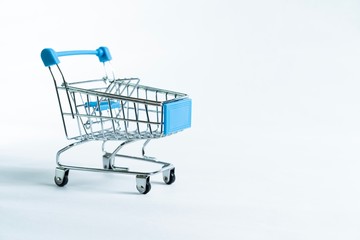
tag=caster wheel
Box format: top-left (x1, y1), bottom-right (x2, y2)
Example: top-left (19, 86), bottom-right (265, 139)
top-left (163, 168), bottom-right (176, 185)
top-left (54, 168), bottom-right (69, 187)
top-left (54, 175), bottom-right (68, 187)
top-left (136, 175), bottom-right (151, 194)
top-left (103, 164), bottom-right (113, 170)
top-left (103, 153), bottom-right (114, 170)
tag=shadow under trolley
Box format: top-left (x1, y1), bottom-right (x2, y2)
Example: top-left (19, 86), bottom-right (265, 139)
top-left (40, 46), bottom-right (192, 194)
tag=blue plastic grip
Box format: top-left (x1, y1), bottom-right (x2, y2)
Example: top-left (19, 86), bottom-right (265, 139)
top-left (84, 101), bottom-right (121, 111)
top-left (41, 46), bottom-right (112, 67)
top-left (163, 98), bottom-right (192, 135)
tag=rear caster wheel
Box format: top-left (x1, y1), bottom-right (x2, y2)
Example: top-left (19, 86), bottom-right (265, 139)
top-left (163, 168), bottom-right (176, 185)
top-left (136, 175), bottom-right (151, 194)
top-left (54, 168), bottom-right (69, 187)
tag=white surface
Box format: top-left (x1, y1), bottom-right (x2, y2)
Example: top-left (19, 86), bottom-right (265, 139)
top-left (1, 0), bottom-right (360, 239)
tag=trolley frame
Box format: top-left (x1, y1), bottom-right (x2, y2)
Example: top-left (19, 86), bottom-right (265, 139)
top-left (41, 46), bottom-right (191, 194)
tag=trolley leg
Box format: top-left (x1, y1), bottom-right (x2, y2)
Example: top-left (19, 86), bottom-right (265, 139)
top-left (54, 139), bottom-right (88, 187)
top-left (102, 139), bottom-right (136, 170)
top-left (55, 139), bottom-right (174, 193)
top-left (56, 139), bottom-right (89, 167)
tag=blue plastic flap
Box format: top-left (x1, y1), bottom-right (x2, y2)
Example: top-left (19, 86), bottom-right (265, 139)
top-left (85, 101), bottom-right (120, 111)
top-left (163, 98), bottom-right (192, 135)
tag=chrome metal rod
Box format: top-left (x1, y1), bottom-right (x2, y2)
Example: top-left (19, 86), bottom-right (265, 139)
top-left (56, 139), bottom-right (90, 167)
top-left (115, 153), bottom-right (173, 167)
top-left (142, 139), bottom-right (151, 157)
top-left (63, 86), bottom-right (163, 106)
top-left (62, 112), bottom-right (161, 125)
top-left (57, 163), bottom-right (168, 176)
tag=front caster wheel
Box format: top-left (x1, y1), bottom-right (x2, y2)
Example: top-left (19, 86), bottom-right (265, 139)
top-left (163, 168), bottom-right (176, 185)
top-left (54, 175), bottom-right (68, 187)
top-left (136, 175), bottom-right (151, 194)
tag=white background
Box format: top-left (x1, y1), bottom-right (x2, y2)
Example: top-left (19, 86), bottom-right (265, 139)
top-left (1, 0), bottom-right (360, 239)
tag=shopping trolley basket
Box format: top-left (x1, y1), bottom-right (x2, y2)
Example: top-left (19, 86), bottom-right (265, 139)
top-left (40, 46), bottom-right (191, 194)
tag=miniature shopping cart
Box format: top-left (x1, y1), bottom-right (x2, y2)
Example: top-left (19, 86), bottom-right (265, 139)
top-left (40, 46), bottom-right (191, 194)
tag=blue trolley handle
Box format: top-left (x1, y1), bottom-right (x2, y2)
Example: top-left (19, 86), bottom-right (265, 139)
top-left (41, 46), bottom-right (112, 67)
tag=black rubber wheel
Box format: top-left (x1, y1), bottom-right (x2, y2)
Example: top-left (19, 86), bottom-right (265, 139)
top-left (136, 176), bottom-right (151, 194)
top-left (54, 175), bottom-right (68, 187)
top-left (142, 182), bottom-right (151, 194)
top-left (164, 169), bottom-right (176, 185)
top-left (104, 164), bottom-right (113, 170)
top-left (54, 170), bottom-right (69, 187)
